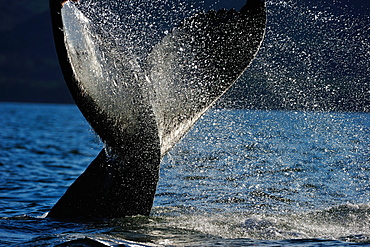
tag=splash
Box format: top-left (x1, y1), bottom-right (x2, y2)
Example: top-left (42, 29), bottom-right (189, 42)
top-left (147, 204), bottom-right (370, 243)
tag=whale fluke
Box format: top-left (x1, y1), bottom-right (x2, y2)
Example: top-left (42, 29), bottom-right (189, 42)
top-left (47, 0), bottom-right (266, 219)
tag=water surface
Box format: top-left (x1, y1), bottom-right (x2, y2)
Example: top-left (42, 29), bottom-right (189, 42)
top-left (0, 103), bottom-right (369, 246)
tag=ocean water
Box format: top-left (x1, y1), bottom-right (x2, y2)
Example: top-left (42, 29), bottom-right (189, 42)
top-left (0, 102), bottom-right (369, 246)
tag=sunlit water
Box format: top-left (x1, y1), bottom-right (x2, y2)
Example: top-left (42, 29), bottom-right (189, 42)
top-left (0, 102), bottom-right (369, 246)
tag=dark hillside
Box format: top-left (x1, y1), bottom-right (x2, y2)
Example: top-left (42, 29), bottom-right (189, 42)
top-left (0, 10), bottom-right (72, 103)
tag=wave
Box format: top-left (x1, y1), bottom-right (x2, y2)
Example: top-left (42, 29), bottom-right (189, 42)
top-left (150, 203), bottom-right (370, 244)
top-left (1, 204), bottom-right (369, 245)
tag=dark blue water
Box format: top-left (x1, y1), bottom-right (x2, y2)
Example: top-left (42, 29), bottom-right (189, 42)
top-left (0, 102), bottom-right (369, 246)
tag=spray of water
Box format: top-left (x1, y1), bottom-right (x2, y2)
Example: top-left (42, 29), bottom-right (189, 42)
top-left (225, 0), bottom-right (369, 112)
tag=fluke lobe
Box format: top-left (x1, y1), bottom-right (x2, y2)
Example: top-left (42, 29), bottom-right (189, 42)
top-left (47, 0), bottom-right (266, 219)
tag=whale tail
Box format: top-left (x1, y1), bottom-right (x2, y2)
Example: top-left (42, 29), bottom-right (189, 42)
top-left (48, 149), bottom-right (160, 218)
top-left (48, 0), bottom-right (266, 219)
